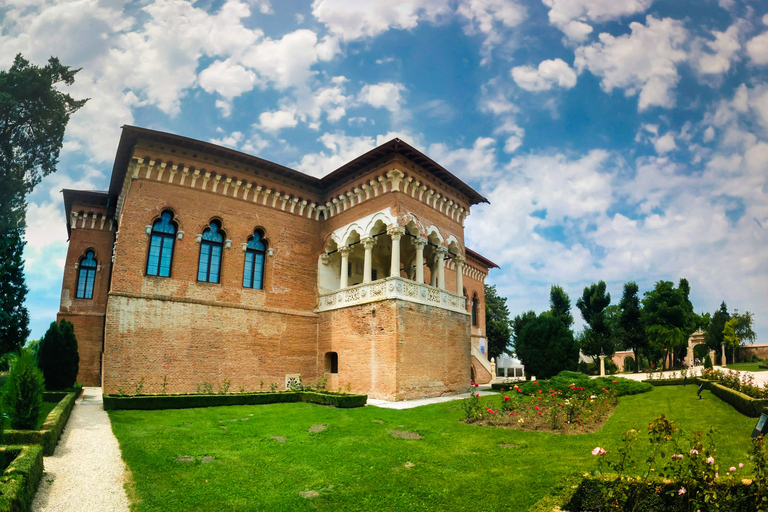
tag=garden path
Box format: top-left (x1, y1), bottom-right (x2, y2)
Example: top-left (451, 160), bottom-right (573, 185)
top-left (31, 387), bottom-right (131, 512)
top-left (367, 387), bottom-right (495, 410)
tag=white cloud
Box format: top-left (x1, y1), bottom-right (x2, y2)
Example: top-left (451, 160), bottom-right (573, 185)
top-left (478, 79), bottom-right (525, 153)
top-left (511, 58), bottom-right (577, 91)
top-left (542, 0), bottom-right (654, 43)
top-left (574, 16), bottom-right (688, 111)
top-left (455, 0), bottom-right (526, 62)
top-left (295, 131), bottom-right (421, 177)
top-left (427, 137), bottom-right (500, 181)
top-left (311, 0), bottom-right (451, 41)
top-left (654, 132), bottom-right (678, 154)
top-left (199, 59), bottom-right (259, 100)
top-left (747, 31), bottom-right (768, 66)
top-left (258, 110), bottom-right (299, 132)
top-left (694, 24), bottom-right (741, 76)
top-left (358, 82), bottom-right (407, 112)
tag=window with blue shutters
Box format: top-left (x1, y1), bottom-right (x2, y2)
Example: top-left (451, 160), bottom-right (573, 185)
top-left (146, 211), bottom-right (176, 277)
top-left (198, 221), bottom-right (224, 283)
top-left (243, 230), bottom-right (266, 289)
top-left (76, 250), bottom-right (97, 299)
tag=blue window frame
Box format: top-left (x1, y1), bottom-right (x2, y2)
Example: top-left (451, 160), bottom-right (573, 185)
top-left (76, 250), bottom-right (97, 299)
top-left (243, 230), bottom-right (266, 289)
top-left (146, 211), bottom-right (176, 277)
top-left (198, 221), bottom-right (224, 283)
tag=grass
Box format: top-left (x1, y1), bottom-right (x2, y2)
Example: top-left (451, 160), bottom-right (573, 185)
top-left (724, 362), bottom-right (768, 372)
top-left (109, 386), bottom-right (757, 512)
top-left (0, 402), bottom-right (56, 431)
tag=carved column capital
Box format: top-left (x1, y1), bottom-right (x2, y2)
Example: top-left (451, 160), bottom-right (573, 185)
top-left (362, 237), bottom-right (377, 250)
top-left (387, 226), bottom-right (406, 240)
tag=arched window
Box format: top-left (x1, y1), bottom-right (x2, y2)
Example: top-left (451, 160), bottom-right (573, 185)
top-left (198, 221), bottom-right (224, 283)
top-left (76, 250), bottom-right (97, 299)
top-left (243, 230), bottom-right (266, 289)
top-left (471, 293), bottom-right (479, 326)
top-left (146, 211), bottom-right (176, 277)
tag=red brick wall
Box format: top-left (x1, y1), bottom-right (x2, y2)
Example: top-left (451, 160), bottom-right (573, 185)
top-left (396, 302), bottom-right (471, 399)
top-left (57, 205), bottom-right (115, 386)
top-left (103, 294), bottom-right (319, 394)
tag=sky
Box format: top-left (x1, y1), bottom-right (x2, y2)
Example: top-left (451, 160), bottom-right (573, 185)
top-left (1, 0), bottom-right (767, 343)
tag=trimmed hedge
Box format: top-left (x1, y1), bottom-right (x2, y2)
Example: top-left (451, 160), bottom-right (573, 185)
top-left (492, 371), bottom-right (653, 397)
top-left (3, 391), bottom-right (78, 455)
top-left (565, 474), bottom-right (761, 512)
top-left (641, 378), bottom-right (768, 417)
top-left (643, 378), bottom-right (700, 387)
top-left (0, 446), bottom-right (44, 512)
top-left (102, 390), bottom-right (368, 411)
top-left (706, 381), bottom-right (768, 417)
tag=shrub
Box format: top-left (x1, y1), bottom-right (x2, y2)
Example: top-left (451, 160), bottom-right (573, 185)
top-left (36, 319), bottom-right (79, 390)
top-left (2, 350), bottom-right (45, 430)
top-left (704, 353), bottom-right (713, 369)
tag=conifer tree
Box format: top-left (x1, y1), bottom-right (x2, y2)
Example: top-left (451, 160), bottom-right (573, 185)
top-left (36, 319), bottom-right (79, 390)
top-left (0, 227), bottom-right (29, 354)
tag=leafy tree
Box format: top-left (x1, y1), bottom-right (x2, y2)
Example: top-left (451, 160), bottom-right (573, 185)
top-left (576, 281), bottom-right (613, 360)
top-left (484, 284), bottom-right (511, 360)
top-left (618, 282), bottom-right (647, 372)
top-left (36, 319), bottom-right (79, 390)
top-left (549, 285), bottom-right (573, 329)
top-left (0, 54), bottom-right (87, 229)
top-left (512, 310), bottom-right (536, 344)
top-left (723, 310), bottom-right (757, 363)
top-left (642, 279), bottom-right (697, 370)
top-left (706, 302), bottom-right (730, 363)
top-left (0, 227), bottom-right (29, 354)
top-left (1, 349), bottom-right (44, 430)
top-left (514, 312), bottom-right (578, 379)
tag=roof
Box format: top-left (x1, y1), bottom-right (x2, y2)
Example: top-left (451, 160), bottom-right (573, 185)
top-left (466, 248), bottom-right (499, 269)
top-left (62, 189), bottom-right (110, 238)
top-left (106, 125), bottom-right (488, 210)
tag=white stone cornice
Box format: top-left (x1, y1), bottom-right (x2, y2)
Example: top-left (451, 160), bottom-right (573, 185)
top-left (212, 174), bottom-right (222, 193)
top-left (289, 197), bottom-right (299, 213)
top-left (201, 171), bottom-right (211, 190)
top-left (168, 164), bottom-right (178, 183)
top-left (299, 200), bottom-right (307, 216)
top-left (262, 189), bottom-right (271, 205)
top-left (190, 170), bottom-right (200, 188)
top-left (221, 177), bottom-right (232, 195)
top-left (272, 191), bottom-right (281, 208)
top-left (362, 183), bottom-right (371, 200)
top-left (180, 166), bottom-right (189, 186)
top-left (386, 169), bottom-right (404, 191)
top-left (232, 179), bottom-right (241, 197)
top-left (243, 182), bottom-right (252, 200)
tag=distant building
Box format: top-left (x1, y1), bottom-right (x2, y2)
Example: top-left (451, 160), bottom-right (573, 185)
top-left (58, 126), bottom-right (498, 400)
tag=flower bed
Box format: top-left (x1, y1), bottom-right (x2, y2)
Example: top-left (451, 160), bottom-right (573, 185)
top-left (564, 415), bottom-right (768, 511)
top-left (102, 390), bottom-right (368, 410)
top-left (2, 391), bottom-right (78, 456)
top-left (464, 373), bottom-right (648, 433)
top-left (0, 445), bottom-right (44, 512)
top-left (700, 367), bottom-right (768, 398)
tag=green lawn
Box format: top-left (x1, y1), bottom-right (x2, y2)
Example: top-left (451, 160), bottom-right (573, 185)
top-left (108, 387), bottom-right (757, 512)
top-left (724, 362), bottom-right (768, 372)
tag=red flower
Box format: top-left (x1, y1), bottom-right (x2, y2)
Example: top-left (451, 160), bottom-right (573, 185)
top-left (503, 396), bottom-right (510, 401)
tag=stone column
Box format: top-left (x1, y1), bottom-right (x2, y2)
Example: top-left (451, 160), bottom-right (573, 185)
top-left (436, 247), bottom-right (447, 289)
top-left (388, 227), bottom-right (405, 278)
top-left (413, 237), bottom-right (427, 283)
top-left (338, 246), bottom-right (350, 288)
top-left (599, 355), bottom-right (606, 376)
top-left (454, 255), bottom-right (465, 294)
top-left (430, 254), bottom-right (439, 287)
top-left (362, 237), bottom-right (376, 283)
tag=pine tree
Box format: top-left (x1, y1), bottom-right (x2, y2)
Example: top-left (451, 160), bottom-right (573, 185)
top-left (0, 227), bottom-right (29, 355)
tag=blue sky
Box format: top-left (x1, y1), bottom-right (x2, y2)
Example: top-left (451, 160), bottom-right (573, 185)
top-left (2, 0), bottom-right (767, 342)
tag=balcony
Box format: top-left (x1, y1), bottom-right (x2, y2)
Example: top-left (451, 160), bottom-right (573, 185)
top-left (316, 276), bottom-right (469, 315)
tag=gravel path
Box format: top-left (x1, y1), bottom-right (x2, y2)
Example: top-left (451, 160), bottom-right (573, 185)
top-left (32, 387), bottom-right (131, 512)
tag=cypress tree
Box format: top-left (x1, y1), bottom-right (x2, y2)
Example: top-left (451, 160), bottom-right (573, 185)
top-left (0, 227), bottom-right (29, 355)
top-left (36, 319), bottom-right (79, 390)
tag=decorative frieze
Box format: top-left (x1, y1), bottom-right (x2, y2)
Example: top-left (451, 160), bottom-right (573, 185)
top-left (316, 276), bottom-right (469, 315)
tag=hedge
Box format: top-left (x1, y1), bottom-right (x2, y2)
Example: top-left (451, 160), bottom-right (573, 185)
top-left (565, 474), bottom-right (762, 511)
top-left (492, 372), bottom-right (653, 397)
top-left (641, 378), bottom-right (768, 417)
top-left (0, 446), bottom-right (44, 512)
top-left (3, 391), bottom-right (78, 456)
top-left (706, 382), bottom-right (768, 417)
top-left (102, 390), bottom-right (368, 411)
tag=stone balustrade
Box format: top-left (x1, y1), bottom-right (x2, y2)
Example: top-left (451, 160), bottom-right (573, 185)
top-left (316, 276), bottom-right (469, 315)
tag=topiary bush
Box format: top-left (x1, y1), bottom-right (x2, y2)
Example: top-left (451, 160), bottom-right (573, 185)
top-left (36, 319), bottom-right (79, 390)
top-left (704, 353), bottom-right (713, 369)
top-left (2, 350), bottom-right (45, 430)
